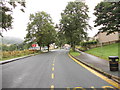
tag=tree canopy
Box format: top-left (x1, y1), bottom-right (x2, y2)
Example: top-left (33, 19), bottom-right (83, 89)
top-left (0, 0), bottom-right (25, 37)
top-left (25, 11), bottom-right (56, 51)
top-left (60, 1), bottom-right (90, 51)
top-left (94, 1), bottom-right (120, 35)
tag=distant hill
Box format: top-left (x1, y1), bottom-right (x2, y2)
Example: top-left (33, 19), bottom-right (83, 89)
top-left (0, 36), bottom-right (24, 44)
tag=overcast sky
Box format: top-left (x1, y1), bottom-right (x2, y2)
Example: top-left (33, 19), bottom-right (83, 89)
top-left (3, 0), bottom-right (103, 40)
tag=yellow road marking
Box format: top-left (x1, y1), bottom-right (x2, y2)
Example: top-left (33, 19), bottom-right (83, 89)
top-left (52, 67), bottom-right (54, 71)
top-left (51, 73), bottom-right (54, 79)
top-left (102, 86), bottom-right (115, 89)
top-left (51, 85), bottom-right (54, 89)
top-left (91, 86), bottom-right (96, 90)
top-left (73, 87), bottom-right (85, 90)
top-left (52, 64), bottom-right (54, 66)
top-left (68, 54), bottom-right (120, 89)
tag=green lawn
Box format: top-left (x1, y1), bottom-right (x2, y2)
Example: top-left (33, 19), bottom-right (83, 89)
top-left (85, 43), bottom-right (119, 61)
top-left (69, 50), bottom-right (80, 57)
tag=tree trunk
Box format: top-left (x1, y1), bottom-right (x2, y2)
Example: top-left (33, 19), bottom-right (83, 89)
top-left (47, 44), bottom-right (50, 52)
top-left (39, 46), bottom-right (41, 51)
top-left (38, 42), bottom-right (41, 51)
top-left (71, 42), bottom-right (75, 51)
top-left (72, 44), bottom-right (75, 51)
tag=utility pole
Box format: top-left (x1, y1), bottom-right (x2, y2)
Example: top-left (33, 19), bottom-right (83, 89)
top-left (99, 32), bottom-right (103, 57)
top-left (0, 35), bottom-right (3, 61)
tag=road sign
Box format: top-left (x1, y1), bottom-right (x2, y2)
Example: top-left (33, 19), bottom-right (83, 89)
top-left (32, 44), bottom-right (36, 47)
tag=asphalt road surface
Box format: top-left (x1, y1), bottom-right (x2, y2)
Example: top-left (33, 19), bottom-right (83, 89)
top-left (2, 49), bottom-right (118, 89)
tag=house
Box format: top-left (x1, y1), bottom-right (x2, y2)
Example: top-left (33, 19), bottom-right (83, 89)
top-left (94, 32), bottom-right (119, 44)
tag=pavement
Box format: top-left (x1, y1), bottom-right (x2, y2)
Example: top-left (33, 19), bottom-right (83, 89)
top-left (2, 49), bottom-right (118, 89)
top-left (75, 50), bottom-right (120, 78)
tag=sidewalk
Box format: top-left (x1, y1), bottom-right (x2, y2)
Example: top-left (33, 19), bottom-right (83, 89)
top-left (75, 50), bottom-right (120, 77)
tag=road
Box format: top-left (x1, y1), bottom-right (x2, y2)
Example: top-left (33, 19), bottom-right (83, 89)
top-left (2, 49), bottom-right (118, 89)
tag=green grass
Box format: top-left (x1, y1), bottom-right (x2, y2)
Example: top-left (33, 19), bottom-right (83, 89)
top-left (69, 50), bottom-right (80, 57)
top-left (85, 43), bottom-right (119, 61)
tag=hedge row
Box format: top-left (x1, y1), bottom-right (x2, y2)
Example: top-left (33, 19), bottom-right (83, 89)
top-left (81, 41), bottom-right (98, 46)
top-left (2, 50), bottom-right (36, 59)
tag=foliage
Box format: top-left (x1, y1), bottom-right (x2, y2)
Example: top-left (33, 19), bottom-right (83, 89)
top-left (2, 42), bottom-right (27, 51)
top-left (25, 11), bottom-right (56, 51)
top-left (2, 44), bottom-right (18, 51)
top-left (60, 1), bottom-right (90, 51)
top-left (94, 2), bottom-right (120, 35)
top-left (81, 40), bottom-right (98, 47)
top-left (0, 0), bottom-right (25, 36)
top-left (81, 40), bottom-right (98, 50)
top-left (55, 29), bottom-right (67, 48)
top-left (2, 50), bottom-right (36, 61)
top-left (2, 44), bottom-right (9, 51)
top-left (86, 43), bottom-right (119, 61)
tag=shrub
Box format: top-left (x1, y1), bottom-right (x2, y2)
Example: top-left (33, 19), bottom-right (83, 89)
top-left (2, 50), bottom-right (36, 60)
top-left (80, 40), bottom-right (98, 50)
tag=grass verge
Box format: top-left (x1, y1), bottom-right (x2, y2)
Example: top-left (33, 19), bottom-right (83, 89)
top-left (85, 43), bottom-right (119, 61)
top-left (69, 49), bottom-right (80, 57)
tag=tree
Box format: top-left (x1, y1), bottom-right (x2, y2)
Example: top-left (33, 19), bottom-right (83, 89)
top-left (94, 1), bottom-right (120, 35)
top-left (25, 11), bottom-right (56, 52)
top-left (55, 24), bottom-right (67, 48)
top-left (2, 44), bottom-right (9, 51)
top-left (60, 1), bottom-right (90, 51)
top-left (0, 0), bottom-right (25, 36)
top-left (9, 44), bottom-right (18, 51)
top-left (40, 22), bottom-right (56, 51)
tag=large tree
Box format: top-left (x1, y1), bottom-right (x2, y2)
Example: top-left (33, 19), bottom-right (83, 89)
top-left (25, 11), bottom-right (56, 51)
top-left (41, 23), bottom-right (56, 51)
top-left (56, 30), bottom-right (66, 48)
top-left (0, 0), bottom-right (25, 36)
top-left (55, 24), bottom-right (67, 48)
top-left (94, 1), bottom-right (120, 35)
top-left (60, 1), bottom-right (90, 51)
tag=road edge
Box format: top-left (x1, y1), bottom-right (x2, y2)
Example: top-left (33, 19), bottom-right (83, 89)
top-left (68, 52), bottom-right (120, 88)
top-left (76, 49), bottom-right (120, 83)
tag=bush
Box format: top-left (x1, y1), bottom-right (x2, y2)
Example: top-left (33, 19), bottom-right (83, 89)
top-left (80, 40), bottom-right (98, 50)
top-left (81, 40), bottom-right (97, 46)
top-left (2, 50), bottom-right (36, 60)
